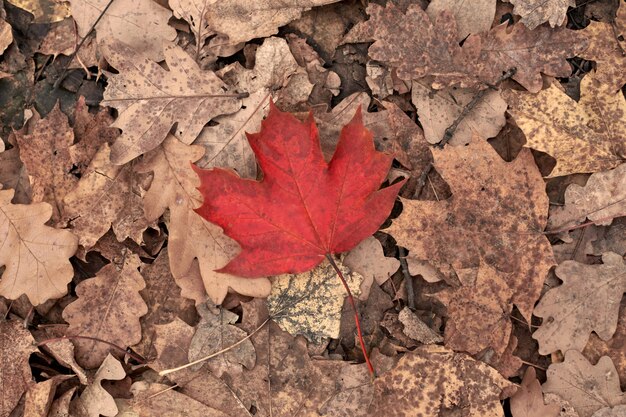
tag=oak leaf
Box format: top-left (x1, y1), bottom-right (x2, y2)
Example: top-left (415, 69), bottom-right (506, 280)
top-left (510, 367), bottom-right (560, 417)
top-left (101, 40), bottom-right (241, 165)
top-left (387, 137), bottom-right (554, 321)
top-left (0, 136), bottom-right (32, 204)
top-left (506, 76), bottom-right (626, 177)
top-left (0, 188), bottom-right (77, 304)
top-left (426, 0), bottom-right (496, 40)
top-left (543, 351), bottom-right (626, 417)
top-left (194, 102), bottom-right (403, 277)
top-left (69, 354), bottom-right (126, 417)
top-left (0, 320), bottom-right (37, 417)
top-left (62, 253), bottom-right (148, 369)
top-left (169, 0), bottom-right (216, 63)
top-left (6, 0), bottom-right (69, 23)
top-left (136, 135), bottom-right (271, 304)
top-left (533, 252), bottom-right (626, 355)
top-left (586, 218), bottom-right (626, 257)
top-left (23, 375), bottom-right (73, 417)
top-left (509, 0), bottom-right (574, 30)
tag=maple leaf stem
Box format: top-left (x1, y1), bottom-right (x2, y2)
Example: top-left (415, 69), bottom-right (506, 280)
top-left (325, 253), bottom-right (375, 378)
top-left (37, 335), bottom-right (146, 364)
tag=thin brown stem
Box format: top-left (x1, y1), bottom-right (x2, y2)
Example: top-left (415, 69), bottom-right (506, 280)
top-left (398, 247), bottom-right (415, 310)
top-left (325, 254), bottom-right (375, 377)
top-left (37, 335), bottom-right (146, 364)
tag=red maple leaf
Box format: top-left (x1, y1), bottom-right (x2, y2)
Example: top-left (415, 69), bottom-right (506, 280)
top-left (194, 101), bottom-right (404, 278)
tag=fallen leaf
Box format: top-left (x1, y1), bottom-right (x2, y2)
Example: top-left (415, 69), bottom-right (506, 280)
top-left (544, 393), bottom-right (581, 417)
top-left (509, 0), bottom-right (574, 29)
top-left (591, 405), bottom-right (626, 417)
top-left (344, 236), bottom-right (400, 300)
top-left (506, 76), bottom-right (626, 177)
top-left (69, 354), bottom-right (126, 417)
top-left (0, 320), bottom-right (37, 417)
top-left (195, 101), bottom-right (403, 277)
top-left (0, 139), bottom-right (32, 203)
top-left (388, 137), bottom-right (554, 321)
top-left (397, 306), bottom-right (443, 345)
top-left (23, 375), bottom-right (73, 417)
top-left (533, 252), bottom-right (626, 355)
top-left (136, 135), bottom-right (271, 305)
top-left (267, 259), bottom-right (362, 343)
top-left (510, 367), bottom-right (560, 417)
top-left (436, 262), bottom-right (513, 355)
top-left (586, 218), bottom-right (626, 256)
top-left (101, 40), bottom-right (241, 165)
top-left (151, 318), bottom-right (198, 385)
top-left (188, 303), bottom-right (255, 377)
top-left (485, 333), bottom-right (523, 378)
top-left (368, 345), bottom-right (515, 416)
top-left (0, 188), bottom-right (77, 304)
top-left (69, 0), bottom-right (175, 61)
top-left (169, 0), bottom-right (216, 63)
top-left (411, 81), bottom-right (507, 145)
top-left (37, 337), bottom-right (88, 384)
top-left (48, 387), bottom-right (76, 417)
top-left (6, 0), bottom-right (70, 23)
top-left (62, 253), bottom-right (148, 369)
top-left (0, 18), bottom-right (12, 54)
top-left (14, 104), bottom-right (77, 224)
top-left (426, 0), bottom-right (496, 40)
top-left (543, 351), bottom-right (626, 417)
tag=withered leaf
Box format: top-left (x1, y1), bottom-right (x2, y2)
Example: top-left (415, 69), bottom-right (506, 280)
top-left (0, 320), bottom-right (37, 417)
top-left (23, 375), bottom-right (73, 417)
top-left (388, 137), bottom-right (554, 321)
top-left (0, 188), bottom-right (77, 305)
top-left (533, 252), bottom-right (626, 355)
top-left (169, 0), bottom-right (215, 62)
top-left (62, 253), bottom-right (148, 369)
top-left (5, 0), bottom-right (70, 23)
top-left (70, 354), bottom-right (126, 417)
top-left (509, 0), bottom-right (574, 30)
top-left (510, 367), bottom-right (560, 417)
top-left (102, 41), bottom-right (241, 165)
top-left (426, 0), bottom-right (496, 40)
top-left (0, 141), bottom-right (32, 204)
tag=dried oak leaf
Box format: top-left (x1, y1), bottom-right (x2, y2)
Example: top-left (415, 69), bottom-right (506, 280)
top-left (344, 236), bottom-right (400, 300)
top-left (136, 135), bottom-right (271, 304)
top-left (101, 40), bottom-right (241, 165)
top-left (0, 320), bottom-right (37, 417)
top-left (69, 354), bottom-right (125, 417)
top-left (548, 164), bottom-right (626, 235)
top-left (363, 3), bottom-right (586, 92)
top-left (194, 101), bottom-right (403, 277)
top-left (5, 0), bottom-right (69, 23)
top-left (543, 351), bottom-right (626, 417)
top-left (387, 137), bottom-right (554, 321)
top-left (14, 104), bottom-right (77, 225)
top-left (436, 262), bottom-right (513, 356)
top-left (169, 0), bottom-right (216, 63)
top-left (267, 259), bottom-right (362, 343)
top-left (0, 17), bottom-right (10, 55)
top-left (411, 81), bottom-right (507, 145)
top-left (510, 367), bottom-right (560, 417)
top-left (509, 0), bottom-right (574, 30)
top-left (586, 218), bottom-right (626, 257)
top-left (69, 0), bottom-right (175, 62)
top-left (506, 76), bottom-right (626, 177)
top-left (533, 252), bottom-right (626, 355)
top-left (62, 253), bottom-right (148, 369)
top-left (0, 188), bottom-right (77, 304)
top-left (63, 144), bottom-right (152, 250)
top-left (23, 375), bottom-right (73, 417)
top-left (592, 405), bottom-right (626, 417)
top-left (0, 139), bottom-right (31, 204)
top-left (580, 5), bottom-right (626, 93)
top-left (426, 0), bottom-right (496, 40)
top-left (368, 345), bottom-right (515, 416)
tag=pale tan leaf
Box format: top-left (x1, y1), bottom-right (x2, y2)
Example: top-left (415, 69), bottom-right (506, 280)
top-left (23, 375), bottom-right (73, 417)
top-left (426, 0), bottom-right (496, 40)
top-left (48, 387), bottom-right (76, 417)
top-left (509, 0), bottom-right (574, 29)
top-left (398, 306), bottom-right (443, 345)
top-left (70, 354), bottom-right (126, 417)
top-left (0, 320), bottom-right (37, 417)
top-left (510, 367), bottom-right (560, 417)
top-left (0, 18), bottom-right (12, 54)
top-left (591, 405), bottom-right (626, 417)
top-left (169, 0), bottom-right (215, 62)
top-left (39, 338), bottom-right (88, 385)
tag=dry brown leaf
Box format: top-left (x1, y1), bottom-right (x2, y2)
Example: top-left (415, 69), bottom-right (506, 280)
top-left (5, 0), bottom-right (70, 23)
top-left (544, 393), bottom-right (581, 417)
top-left (64, 144), bottom-right (151, 250)
top-left (188, 303), bottom-right (255, 377)
top-left (14, 104), bottom-right (77, 224)
top-left (436, 262), bottom-right (513, 355)
top-left (510, 367), bottom-right (560, 417)
top-left (62, 253), bottom-right (148, 369)
top-left (344, 236), bottom-right (400, 300)
top-left (398, 306), bottom-right (443, 345)
top-left (151, 318), bottom-right (198, 385)
top-left (592, 405), bottom-right (626, 417)
top-left (509, 0), bottom-right (574, 29)
top-left (169, 0), bottom-right (216, 63)
top-left (267, 259), bottom-right (362, 343)
top-left (136, 135), bottom-right (271, 304)
top-left (0, 18), bottom-right (12, 54)
top-left (506, 76), bottom-right (626, 177)
top-left (548, 164), bottom-right (626, 234)
top-left (0, 188), bottom-right (77, 304)
top-left (38, 338), bottom-right (88, 385)
top-left (543, 351), bottom-right (626, 417)
top-left (387, 137), bottom-right (554, 321)
top-left (586, 218), bottom-right (626, 256)
top-left (101, 40), bottom-right (241, 165)
top-left (426, 0), bottom-right (496, 40)
top-left (23, 375), bottom-right (73, 417)
top-left (533, 252), bottom-right (626, 355)
top-left (411, 81), bottom-right (507, 145)
top-left (0, 139), bottom-right (32, 204)
top-left (69, 354), bottom-right (126, 417)
top-left (485, 333), bottom-right (523, 378)
top-left (0, 320), bottom-right (37, 417)
top-left (69, 0), bottom-right (175, 62)
top-left (369, 345), bottom-right (515, 416)
top-left (48, 387), bottom-right (76, 417)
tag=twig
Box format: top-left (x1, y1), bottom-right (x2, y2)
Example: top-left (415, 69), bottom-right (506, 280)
top-left (325, 254), bottom-right (375, 377)
top-left (412, 162), bottom-right (432, 199)
top-left (398, 247), bottom-right (415, 310)
top-left (37, 335), bottom-right (146, 364)
top-left (158, 317), bottom-right (270, 376)
top-left (435, 67), bottom-right (517, 148)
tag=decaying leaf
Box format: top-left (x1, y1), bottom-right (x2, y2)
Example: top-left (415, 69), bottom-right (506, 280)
top-left (426, 0), bottom-right (496, 40)
top-left (592, 405), bottom-right (626, 417)
top-left (0, 140), bottom-right (32, 204)
top-left (169, 0), bottom-right (216, 63)
top-left (344, 236), bottom-right (400, 300)
top-left (436, 262), bottom-right (513, 355)
top-left (102, 40), bottom-right (241, 165)
top-left (506, 76), bottom-right (626, 177)
top-left (510, 367), bottom-right (560, 417)
top-left (69, 0), bottom-right (175, 61)
top-left (151, 318), bottom-right (197, 385)
top-left (70, 354), bottom-right (126, 417)
top-left (62, 253), bottom-right (148, 369)
top-left (509, 0), bottom-right (574, 30)
top-left (533, 252), bottom-right (626, 355)
top-left (37, 337), bottom-right (88, 385)
top-left (0, 320), bottom-right (37, 417)
top-left (388, 137), bottom-right (554, 321)
top-left (0, 17), bottom-right (12, 55)
top-left (586, 218), bottom-right (626, 257)
top-left (0, 188), bottom-right (77, 304)
top-left (267, 259), bottom-right (362, 343)
top-left (136, 135), bottom-right (271, 305)
top-left (23, 375), bottom-right (73, 417)
top-left (543, 351), bottom-right (626, 417)
top-left (6, 0), bottom-right (70, 23)
top-left (398, 306), bottom-right (443, 345)
top-left (369, 345), bottom-right (515, 416)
